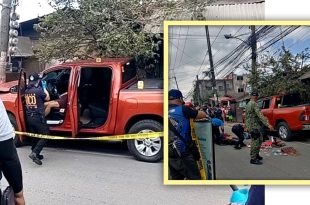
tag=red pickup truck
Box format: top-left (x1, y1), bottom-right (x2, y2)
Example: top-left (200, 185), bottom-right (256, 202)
top-left (0, 58), bottom-right (163, 162)
top-left (257, 94), bottom-right (310, 141)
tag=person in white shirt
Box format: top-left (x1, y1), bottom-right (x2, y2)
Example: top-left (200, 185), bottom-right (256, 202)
top-left (0, 99), bottom-right (25, 205)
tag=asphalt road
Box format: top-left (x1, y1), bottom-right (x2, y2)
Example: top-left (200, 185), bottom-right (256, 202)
top-left (215, 126), bottom-right (310, 180)
top-left (1, 141), bottom-right (232, 205)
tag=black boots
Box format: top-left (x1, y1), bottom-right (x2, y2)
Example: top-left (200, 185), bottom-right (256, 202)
top-left (37, 154), bottom-right (44, 160)
top-left (250, 155), bottom-right (263, 165)
top-left (250, 159), bottom-right (262, 165)
top-left (234, 145), bottom-right (241, 150)
top-left (29, 152), bottom-right (42, 165)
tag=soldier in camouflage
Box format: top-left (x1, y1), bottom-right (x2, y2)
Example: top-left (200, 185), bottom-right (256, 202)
top-left (245, 92), bottom-right (274, 165)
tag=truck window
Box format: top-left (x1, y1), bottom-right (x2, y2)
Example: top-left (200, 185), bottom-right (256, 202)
top-left (122, 61), bottom-right (137, 83)
top-left (282, 93), bottom-right (303, 107)
top-left (262, 99), bottom-right (270, 109)
top-left (42, 68), bottom-right (71, 100)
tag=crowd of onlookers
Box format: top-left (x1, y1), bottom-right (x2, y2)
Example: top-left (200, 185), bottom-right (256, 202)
top-left (194, 103), bottom-right (236, 122)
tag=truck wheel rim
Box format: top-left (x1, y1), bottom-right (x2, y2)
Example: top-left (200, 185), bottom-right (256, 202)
top-left (279, 126), bottom-right (288, 139)
top-left (134, 129), bottom-right (161, 157)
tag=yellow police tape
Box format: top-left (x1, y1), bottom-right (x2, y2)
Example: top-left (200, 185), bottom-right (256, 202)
top-left (190, 119), bottom-right (207, 180)
top-left (15, 131), bottom-right (163, 141)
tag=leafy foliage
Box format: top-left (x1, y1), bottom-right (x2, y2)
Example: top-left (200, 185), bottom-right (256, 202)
top-left (36, 0), bottom-right (209, 63)
top-left (247, 47), bottom-right (310, 100)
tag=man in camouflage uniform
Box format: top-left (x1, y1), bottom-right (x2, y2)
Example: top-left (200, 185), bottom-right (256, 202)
top-left (245, 92), bottom-right (274, 165)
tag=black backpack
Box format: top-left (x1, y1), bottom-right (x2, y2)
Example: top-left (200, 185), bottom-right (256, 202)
top-left (0, 171), bottom-right (15, 205)
top-left (168, 118), bottom-right (200, 161)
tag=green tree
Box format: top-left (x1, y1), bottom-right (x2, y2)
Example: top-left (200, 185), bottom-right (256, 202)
top-left (36, 0), bottom-right (209, 63)
top-left (247, 47), bottom-right (310, 101)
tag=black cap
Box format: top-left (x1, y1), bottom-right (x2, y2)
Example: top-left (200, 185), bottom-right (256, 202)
top-left (251, 91), bottom-right (259, 96)
top-left (29, 73), bottom-right (42, 84)
top-left (169, 89), bottom-right (183, 100)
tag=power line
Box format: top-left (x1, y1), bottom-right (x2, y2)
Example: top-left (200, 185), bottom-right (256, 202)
top-left (171, 26), bottom-right (181, 71)
top-left (218, 26), bottom-right (300, 78)
top-left (211, 26), bottom-right (224, 47)
top-left (175, 26), bottom-right (189, 69)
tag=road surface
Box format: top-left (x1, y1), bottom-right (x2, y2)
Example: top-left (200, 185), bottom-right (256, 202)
top-left (1, 141), bottom-right (232, 205)
top-left (215, 125), bottom-right (310, 180)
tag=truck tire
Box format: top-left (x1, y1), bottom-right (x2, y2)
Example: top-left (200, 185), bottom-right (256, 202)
top-left (7, 113), bottom-right (24, 147)
top-left (127, 119), bottom-right (163, 162)
top-left (277, 122), bottom-right (293, 141)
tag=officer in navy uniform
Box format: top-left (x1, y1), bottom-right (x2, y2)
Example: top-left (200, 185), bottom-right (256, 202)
top-left (24, 73), bottom-right (50, 165)
top-left (168, 89), bottom-right (207, 180)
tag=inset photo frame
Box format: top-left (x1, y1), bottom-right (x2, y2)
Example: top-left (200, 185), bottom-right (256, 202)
top-left (164, 21), bottom-right (310, 185)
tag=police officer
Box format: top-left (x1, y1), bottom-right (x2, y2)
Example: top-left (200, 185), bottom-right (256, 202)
top-left (245, 92), bottom-right (274, 165)
top-left (168, 89), bottom-right (206, 180)
top-left (24, 73), bottom-right (50, 165)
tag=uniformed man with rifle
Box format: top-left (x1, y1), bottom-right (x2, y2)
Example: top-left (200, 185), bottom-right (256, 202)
top-left (245, 92), bottom-right (274, 165)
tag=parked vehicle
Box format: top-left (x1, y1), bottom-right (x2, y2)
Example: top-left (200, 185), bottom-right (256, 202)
top-left (0, 58), bottom-right (163, 162)
top-left (257, 93), bottom-right (310, 141)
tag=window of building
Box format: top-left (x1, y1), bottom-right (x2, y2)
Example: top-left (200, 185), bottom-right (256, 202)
top-left (237, 76), bottom-right (243, 81)
top-left (238, 88), bottom-right (244, 93)
top-left (206, 86), bottom-right (212, 90)
top-left (218, 86), bottom-right (223, 91)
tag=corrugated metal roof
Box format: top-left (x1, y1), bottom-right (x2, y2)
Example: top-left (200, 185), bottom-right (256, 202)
top-left (210, 0), bottom-right (265, 5)
top-left (144, 1), bottom-right (265, 33)
top-left (206, 1), bottom-right (265, 20)
top-left (299, 71), bottom-right (310, 80)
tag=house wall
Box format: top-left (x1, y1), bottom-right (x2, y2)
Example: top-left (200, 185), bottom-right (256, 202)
top-left (196, 74), bottom-right (249, 102)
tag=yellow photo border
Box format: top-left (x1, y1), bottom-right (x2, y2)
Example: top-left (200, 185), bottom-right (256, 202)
top-left (163, 20), bottom-right (310, 185)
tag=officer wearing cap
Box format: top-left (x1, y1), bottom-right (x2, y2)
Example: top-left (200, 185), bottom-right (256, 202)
top-left (168, 89), bottom-right (206, 180)
top-left (245, 91), bottom-right (274, 165)
top-left (24, 73), bottom-right (50, 165)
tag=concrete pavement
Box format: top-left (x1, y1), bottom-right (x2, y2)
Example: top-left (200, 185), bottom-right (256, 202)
top-left (215, 126), bottom-right (310, 180)
top-left (1, 141), bottom-right (232, 205)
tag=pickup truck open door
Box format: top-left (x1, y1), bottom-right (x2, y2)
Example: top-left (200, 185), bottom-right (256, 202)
top-left (68, 67), bottom-right (80, 137)
top-left (17, 70), bottom-right (26, 131)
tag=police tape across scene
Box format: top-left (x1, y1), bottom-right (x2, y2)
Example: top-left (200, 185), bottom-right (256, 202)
top-left (15, 131), bottom-right (163, 141)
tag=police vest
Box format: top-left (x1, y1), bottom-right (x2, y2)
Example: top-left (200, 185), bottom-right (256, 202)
top-left (168, 105), bottom-right (190, 142)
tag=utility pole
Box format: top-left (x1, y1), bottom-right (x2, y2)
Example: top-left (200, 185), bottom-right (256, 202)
top-left (196, 75), bottom-right (199, 104)
top-left (0, 0), bottom-right (12, 83)
top-left (250, 25), bottom-right (257, 91)
top-left (205, 26), bottom-right (218, 105)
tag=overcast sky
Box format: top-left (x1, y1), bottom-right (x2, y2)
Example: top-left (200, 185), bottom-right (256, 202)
top-left (168, 25), bottom-right (310, 99)
top-left (16, 0), bottom-right (54, 22)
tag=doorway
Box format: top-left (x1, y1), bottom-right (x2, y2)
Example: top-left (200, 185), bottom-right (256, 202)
top-left (78, 67), bottom-right (112, 128)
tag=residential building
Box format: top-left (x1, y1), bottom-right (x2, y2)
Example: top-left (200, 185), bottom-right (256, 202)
top-left (8, 17), bottom-right (58, 77)
top-left (194, 73), bottom-right (249, 104)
